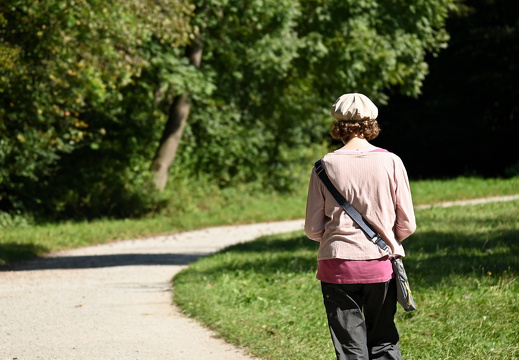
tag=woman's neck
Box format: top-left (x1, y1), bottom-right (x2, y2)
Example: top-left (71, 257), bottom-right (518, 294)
top-left (340, 137), bottom-right (377, 150)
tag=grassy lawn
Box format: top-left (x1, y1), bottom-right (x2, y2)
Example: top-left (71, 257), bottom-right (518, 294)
top-left (410, 176), bottom-right (519, 204)
top-left (173, 200), bottom-right (519, 360)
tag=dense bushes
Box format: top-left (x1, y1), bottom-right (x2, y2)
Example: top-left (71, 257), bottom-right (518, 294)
top-left (0, 0), bottom-right (193, 218)
top-left (1, 0), bottom-right (457, 221)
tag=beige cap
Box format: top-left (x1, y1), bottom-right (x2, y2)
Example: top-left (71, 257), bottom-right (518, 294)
top-left (331, 93), bottom-right (378, 121)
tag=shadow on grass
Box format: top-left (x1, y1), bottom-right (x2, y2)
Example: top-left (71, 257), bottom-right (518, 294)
top-left (403, 229), bottom-right (518, 286)
top-left (195, 228), bottom-right (518, 287)
top-left (0, 242), bottom-right (49, 269)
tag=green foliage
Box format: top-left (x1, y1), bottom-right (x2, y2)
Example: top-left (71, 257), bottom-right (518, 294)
top-left (0, 0), bottom-right (194, 216)
top-left (294, 0), bottom-right (455, 100)
top-left (175, 0), bottom-right (456, 191)
top-left (1, 0), bottom-right (457, 219)
top-left (174, 200), bottom-right (519, 360)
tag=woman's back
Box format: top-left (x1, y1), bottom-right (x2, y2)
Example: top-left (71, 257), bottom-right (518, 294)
top-left (305, 148), bottom-right (415, 260)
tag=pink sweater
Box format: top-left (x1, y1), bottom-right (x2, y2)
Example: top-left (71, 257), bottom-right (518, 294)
top-left (305, 149), bottom-right (416, 261)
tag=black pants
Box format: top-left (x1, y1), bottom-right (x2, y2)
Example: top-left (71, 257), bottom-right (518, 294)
top-left (321, 279), bottom-right (402, 360)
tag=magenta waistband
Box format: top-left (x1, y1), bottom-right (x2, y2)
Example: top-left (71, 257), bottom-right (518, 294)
top-left (317, 257), bottom-right (393, 284)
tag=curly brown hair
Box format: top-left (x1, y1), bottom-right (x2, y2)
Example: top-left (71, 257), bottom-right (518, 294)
top-left (329, 119), bottom-right (381, 142)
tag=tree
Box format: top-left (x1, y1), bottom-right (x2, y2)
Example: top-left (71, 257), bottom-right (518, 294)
top-left (1, 0), bottom-right (458, 218)
top-left (162, 0), bottom-right (457, 189)
top-left (0, 0), bottom-right (194, 215)
top-left (150, 36), bottom-right (203, 191)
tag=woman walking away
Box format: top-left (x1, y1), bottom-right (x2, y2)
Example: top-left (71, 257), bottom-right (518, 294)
top-left (305, 93), bottom-right (416, 360)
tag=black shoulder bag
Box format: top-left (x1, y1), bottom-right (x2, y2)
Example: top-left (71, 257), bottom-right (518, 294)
top-left (314, 159), bottom-right (416, 312)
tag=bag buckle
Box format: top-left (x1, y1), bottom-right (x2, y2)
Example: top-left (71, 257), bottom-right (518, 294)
top-left (373, 236), bottom-right (390, 252)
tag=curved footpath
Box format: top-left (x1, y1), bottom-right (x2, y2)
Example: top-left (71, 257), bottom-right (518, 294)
top-left (1, 195), bottom-right (518, 360)
top-left (1, 220), bottom-right (304, 360)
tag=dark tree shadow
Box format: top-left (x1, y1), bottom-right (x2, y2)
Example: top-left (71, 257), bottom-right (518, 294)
top-left (1, 252), bottom-right (207, 272)
top-left (0, 242), bottom-right (49, 269)
top-left (191, 229), bottom-right (518, 287)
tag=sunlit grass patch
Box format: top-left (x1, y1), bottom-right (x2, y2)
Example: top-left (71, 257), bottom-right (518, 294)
top-left (174, 201), bottom-right (519, 360)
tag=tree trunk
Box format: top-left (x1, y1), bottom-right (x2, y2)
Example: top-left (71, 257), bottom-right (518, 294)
top-left (150, 38), bottom-right (203, 191)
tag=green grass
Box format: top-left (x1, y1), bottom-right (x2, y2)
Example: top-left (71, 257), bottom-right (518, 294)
top-left (410, 176), bottom-right (519, 204)
top-left (173, 200), bottom-right (519, 360)
top-left (0, 189), bottom-right (306, 266)
top-left (1, 176), bottom-right (517, 267)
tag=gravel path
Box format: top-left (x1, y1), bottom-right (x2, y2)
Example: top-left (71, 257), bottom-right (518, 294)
top-left (2, 195), bottom-right (517, 360)
top-left (0, 220), bottom-right (304, 360)
top-left (415, 194), bottom-right (519, 209)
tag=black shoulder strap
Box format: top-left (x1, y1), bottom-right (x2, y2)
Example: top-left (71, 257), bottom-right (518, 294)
top-left (314, 159), bottom-right (390, 252)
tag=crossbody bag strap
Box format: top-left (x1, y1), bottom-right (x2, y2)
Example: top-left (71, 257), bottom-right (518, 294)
top-left (314, 159), bottom-right (391, 253)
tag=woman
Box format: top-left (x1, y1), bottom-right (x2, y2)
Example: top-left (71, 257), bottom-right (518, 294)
top-left (305, 93), bottom-right (416, 360)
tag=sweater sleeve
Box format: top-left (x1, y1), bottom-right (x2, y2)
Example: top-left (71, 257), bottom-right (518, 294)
top-left (304, 168), bottom-right (327, 241)
top-left (393, 158), bottom-right (417, 242)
